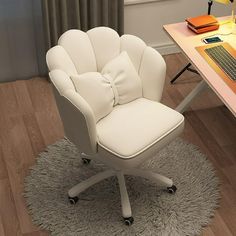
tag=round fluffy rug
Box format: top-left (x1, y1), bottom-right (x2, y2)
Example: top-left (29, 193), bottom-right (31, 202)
top-left (24, 138), bottom-right (220, 236)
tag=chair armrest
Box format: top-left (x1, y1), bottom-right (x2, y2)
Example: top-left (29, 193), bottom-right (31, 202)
top-left (139, 47), bottom-right (166, 102)
top-left (49, 69), bottom-right (97, 154)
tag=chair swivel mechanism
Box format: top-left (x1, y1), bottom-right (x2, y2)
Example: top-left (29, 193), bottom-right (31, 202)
top-left (46, 27), bottom-right (184, 225)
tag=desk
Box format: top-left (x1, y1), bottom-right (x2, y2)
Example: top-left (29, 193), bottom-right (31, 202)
top-left (163, 16), bottom-right (236, 117)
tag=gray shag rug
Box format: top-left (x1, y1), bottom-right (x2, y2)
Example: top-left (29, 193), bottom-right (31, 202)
top-left (24, 138), bottom-right (220, 236)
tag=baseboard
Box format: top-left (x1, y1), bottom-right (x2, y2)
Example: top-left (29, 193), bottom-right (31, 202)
top-left (149, 42), bottom-right (181, 55)
top-left (125, 0), bottom-right (161, 5)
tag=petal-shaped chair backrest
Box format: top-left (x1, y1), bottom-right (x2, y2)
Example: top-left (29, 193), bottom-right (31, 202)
top-left (47, 27), bottom-right (147, 77)
top-left (46, 27), bottom-right (149, 154)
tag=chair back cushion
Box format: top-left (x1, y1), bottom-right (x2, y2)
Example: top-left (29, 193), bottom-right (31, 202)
top-left (101, 51), bottom-right (142, 105)
top-left (71, 72), bottom-right (114, 122)
top-left (71, 51), bottom-right (142, 122)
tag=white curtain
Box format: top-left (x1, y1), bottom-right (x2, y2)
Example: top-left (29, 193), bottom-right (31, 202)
top-left (0, 0), bottom-right (46, 82)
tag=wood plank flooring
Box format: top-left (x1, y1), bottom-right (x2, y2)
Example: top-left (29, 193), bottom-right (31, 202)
top-left (0, 53), bottom-right (235, 236)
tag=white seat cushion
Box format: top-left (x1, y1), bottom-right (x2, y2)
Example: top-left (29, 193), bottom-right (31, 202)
top-left (96, 98), bottom-right (184, 159)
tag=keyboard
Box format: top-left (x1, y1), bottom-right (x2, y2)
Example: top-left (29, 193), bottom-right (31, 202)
top-left (204, 45), bottom-right (236, 81)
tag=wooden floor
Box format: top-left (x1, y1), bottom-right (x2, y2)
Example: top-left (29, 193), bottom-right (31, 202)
top-left (0, 53), bottom-right (235, 236)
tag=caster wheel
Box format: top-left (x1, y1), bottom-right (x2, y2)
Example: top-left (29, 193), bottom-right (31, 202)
top-left (68, 196), bottom-right (79, 205)
top-left (82, 158), bottom-right (91, 165)
top-left (124, 216), bottom-right (134, 226)
top-left (167, 185), bottom-right (177, 194)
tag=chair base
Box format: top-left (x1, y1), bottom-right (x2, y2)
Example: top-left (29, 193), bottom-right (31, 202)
top-left (68, 165), bottom-right (175, 225)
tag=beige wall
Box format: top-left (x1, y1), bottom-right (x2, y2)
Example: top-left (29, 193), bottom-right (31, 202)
top-left (124, 0), bottom-right (232, 54)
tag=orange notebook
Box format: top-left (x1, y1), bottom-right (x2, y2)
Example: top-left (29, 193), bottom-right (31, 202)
top-left (186, 15), bottom-right (219, 34)
top-left (187, 23), bottom-right (219, 34)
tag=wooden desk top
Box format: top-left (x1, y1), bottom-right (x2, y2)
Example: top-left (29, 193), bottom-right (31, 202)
top-left (164, 16), bottom-right (236, 117)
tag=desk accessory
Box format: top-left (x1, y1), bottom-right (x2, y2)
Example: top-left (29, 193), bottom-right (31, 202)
top-left (205, 45), bottom-right (236, 81)
top-left (202, 36), bottom-right (223, 43)
top-left (211, 0), bottom-right (235, 25)
top-left (196, 42), bottom-right (236, 93)
top-left (170, 0), bottom-right (235, 84)
top-left (186, 15), bottom-right (219, 33)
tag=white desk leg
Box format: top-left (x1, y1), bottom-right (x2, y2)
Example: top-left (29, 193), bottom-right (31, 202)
top-left (175, 80), bottom-right (208, 113)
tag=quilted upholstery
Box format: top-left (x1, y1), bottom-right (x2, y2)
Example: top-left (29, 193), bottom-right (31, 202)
top-left (46, 27), bottom-right (184, 166)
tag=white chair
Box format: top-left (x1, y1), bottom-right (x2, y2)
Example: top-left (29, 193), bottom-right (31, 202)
top-left (46, 27), bottom-right (184, 225)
